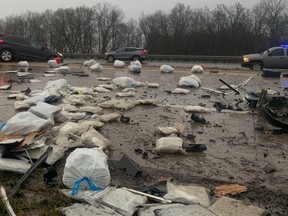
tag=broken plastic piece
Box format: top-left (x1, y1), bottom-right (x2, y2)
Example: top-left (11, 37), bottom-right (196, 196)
top-left (118, 154), bottom-right (142, 177)
top-left (183, 144), bottom-right (207, 152)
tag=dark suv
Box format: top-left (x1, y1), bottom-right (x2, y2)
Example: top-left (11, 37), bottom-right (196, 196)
top-left (105, 47), bottom-right (147, 63)
top-left (0, 35), bottom-right (63, 62)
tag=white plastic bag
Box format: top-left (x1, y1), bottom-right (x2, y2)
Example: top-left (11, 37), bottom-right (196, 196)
top-left (114, 60), bottom-right (125, 68)
top-left (179, 75), bottom-right (201, 88)
top-left (90, 63), bottom-right (103, 72)
top-left (62, 148), bottom-right (110, 189)
top-left (191, 65), bottom-right (203, 73)
top-left (83, 59), bottom-right (97, 67)
top-left (18, 61), bottom-right (29, 67)
top-left (2, 112), bottom-right (50, 135)
top-left (128, 64), bottom-right (141, 73)
top-left (47, 60), bottom-right (57, 68)
top-left (112, 77), bottom-right (137, 88)
top-left (160, 65), bottom-right (174, 73)
top-left (130, 60), bottom-right (142, 68)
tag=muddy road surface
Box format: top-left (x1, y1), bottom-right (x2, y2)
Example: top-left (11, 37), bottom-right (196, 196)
top-left (0, 61), bottom-right (287, 215)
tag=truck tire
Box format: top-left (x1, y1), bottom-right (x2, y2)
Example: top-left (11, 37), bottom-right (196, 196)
top-left (107, 55), bottom-right (115, 63)
top-left (250, 62), bottom-right (263, 71)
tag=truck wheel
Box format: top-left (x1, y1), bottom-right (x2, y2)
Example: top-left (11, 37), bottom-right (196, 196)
top-left (250, 62), bottom-right (263, 71)
top-left (107, 55), bottom-right (115, 63)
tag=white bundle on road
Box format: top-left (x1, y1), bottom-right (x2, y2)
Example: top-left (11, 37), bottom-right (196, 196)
top-left (160, 64), bottom-right (174, 73)
top-left (83, 59), bottom-right (97, 67)
top-left (113, 77), bottom-right (137, 88)
top-left (191, 65), bottom-right (203, 73)
top-left (113, 60), bottom-right (125, 68)
top-left (179, 75), bottom-right (201, 88)
top-left (130, 60), bottom-right (142, 68)
top-left (128, 64), bottom-right (141, 74)
top-left (54, 66), bottom-right (70, 74)
top-left (47, 60), bottom-right (58, 68)
top-left (18, 61), bottom-right (29, 68)
top-left (90, 63), bottom-right (103, 72)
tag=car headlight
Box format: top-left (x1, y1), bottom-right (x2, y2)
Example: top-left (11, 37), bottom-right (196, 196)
top-left (57, 52), bottom-right (63, 57)
top-left (243, 57), bottom-right (249, 62)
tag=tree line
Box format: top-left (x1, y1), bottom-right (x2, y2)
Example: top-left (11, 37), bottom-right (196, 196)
top-left (0, 0), bottom-right (287, 56)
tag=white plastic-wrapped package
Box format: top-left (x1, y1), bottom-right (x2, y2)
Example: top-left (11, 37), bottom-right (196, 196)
top-left (28, 102), bottom-right (61, 120)
top-left (18, 61), bottom-right (29, 67)
top-left (164, 182), bottom-right (211, 207)
top-left (44, 79), bottom-right (68, 91)
top-left (112, 77), bottom-right (137, 88)
top-left (54, 66), bottom-right (70, 74)
top-left (2, 112), bottom-right (50, 135)
top-left (128, 64), bottom-right (141, 74)
top-left (83, 59), bottom-right (97, 67)
top-left (153, 136), bottom-right (186, 154)
top-left (172, 88), bottom-right (190, 94)
top-left (113, 60), bottom-right (125, 68)
top-left (184, 105), bottom-right (215, 113)
top-left (130, 60), bottom-right (142, 68)
top-left (191, 65), bottom-right (204, 73)
top-left (160, 64), bottom-right (174, 73)
top-left (62, 148), bottom-right (110, 189)
top-left (90, 63), bottom-right (103, 72)
top-left (81, 128), bottom-right (112, 150)
top-left (47, 60), bottom-right (57, 68)
top-left (14, 95), bottom-right (46, 110)
top-left (179, 75), bottom-right (201, 88)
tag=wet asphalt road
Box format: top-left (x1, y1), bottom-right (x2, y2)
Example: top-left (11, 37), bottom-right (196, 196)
top-left (0, 61), bottom-right (288, 214)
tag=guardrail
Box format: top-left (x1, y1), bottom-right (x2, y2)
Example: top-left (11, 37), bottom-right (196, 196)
top-left (63, 53), bottom-right (242, 63)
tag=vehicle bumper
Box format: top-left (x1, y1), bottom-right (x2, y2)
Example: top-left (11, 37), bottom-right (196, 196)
top-left (241, 62), bottom-right (251, 68)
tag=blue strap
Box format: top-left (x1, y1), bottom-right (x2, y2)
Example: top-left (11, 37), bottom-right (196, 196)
top-left (71, 177), bottom-right (103, 196)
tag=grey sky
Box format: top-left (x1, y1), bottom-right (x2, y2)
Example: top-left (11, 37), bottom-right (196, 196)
top-left (0, 0), bottom-right (257, 20)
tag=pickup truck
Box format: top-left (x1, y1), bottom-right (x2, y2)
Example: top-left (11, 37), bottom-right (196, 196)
top-left (241, 46), bottom-right (288, 70)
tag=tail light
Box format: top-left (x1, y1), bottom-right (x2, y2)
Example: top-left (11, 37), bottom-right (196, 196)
top-left (141, 49), bottom-right (147, 55)
top-left (0, 39), bottom-right (4, 43)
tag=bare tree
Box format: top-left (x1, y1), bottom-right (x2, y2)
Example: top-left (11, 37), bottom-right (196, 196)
top-left (93, 2), bottom-right (124, 53)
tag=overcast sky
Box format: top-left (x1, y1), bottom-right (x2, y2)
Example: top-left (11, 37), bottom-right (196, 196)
top-left (0, 0), bottom-right (257, 20)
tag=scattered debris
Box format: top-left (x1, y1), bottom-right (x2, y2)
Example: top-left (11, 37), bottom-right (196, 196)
top-left (183, 144), bottom-right (207, 152)
top-left (118, 154), bottom-right (142, 177)
top-left (0, 186), bottom-right (16, 216)
top-left (214, 184), bottom-right (248, 197)
top-left (0, 84), bottom-right (12, 90)
top-left (191, 112), bottom-right (208, 124)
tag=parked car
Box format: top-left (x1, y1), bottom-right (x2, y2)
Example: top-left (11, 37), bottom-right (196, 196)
top-left (241, 45), bottom-right (288, 70)
top-left (105, 47), bottom-right (147, 63)
top-left (0, 34), bottom-right (63, 62)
